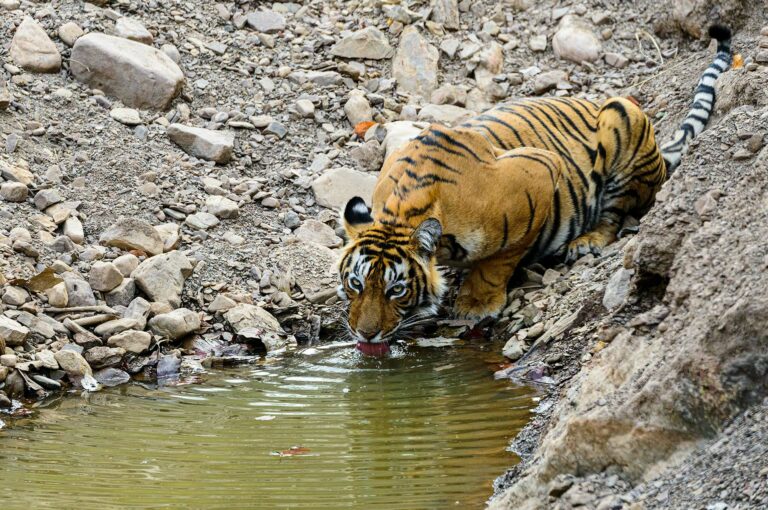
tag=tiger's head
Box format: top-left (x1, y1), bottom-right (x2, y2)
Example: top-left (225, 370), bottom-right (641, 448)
top-left (337, 196), bottom-right (445, 351)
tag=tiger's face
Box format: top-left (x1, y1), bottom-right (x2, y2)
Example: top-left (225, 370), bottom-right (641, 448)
top-left (338, 197), bottom-right (445, 351)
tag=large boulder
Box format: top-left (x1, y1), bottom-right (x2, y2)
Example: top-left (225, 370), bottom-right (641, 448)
top-left (71, 33), bottom-right (184, 110)
top-left (132, 251), bottom-right (193, 308)
top-left (10, 17), bottom-right (61, 73)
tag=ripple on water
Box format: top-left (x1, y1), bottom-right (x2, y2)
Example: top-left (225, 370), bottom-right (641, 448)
top-left (0, 342), bottom-right (535, 509)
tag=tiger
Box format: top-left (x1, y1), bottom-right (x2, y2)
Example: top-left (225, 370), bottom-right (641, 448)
top-left (337, 25), bottom-right (732, 354)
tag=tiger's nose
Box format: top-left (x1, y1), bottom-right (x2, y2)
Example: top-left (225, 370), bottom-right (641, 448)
top-left (357, 328), bottom-right (380, 340)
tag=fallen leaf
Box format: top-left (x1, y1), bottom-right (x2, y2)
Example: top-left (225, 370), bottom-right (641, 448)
top-left (732, 53), bottom-right (744, 70)
top-left (10, 267), bottom-right (63, 293)
top-left (354, 121), bottom-right (376, 139)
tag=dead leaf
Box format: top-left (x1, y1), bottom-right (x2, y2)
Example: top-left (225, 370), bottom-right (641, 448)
top-left (10, 267), bottom-right (63, 293)
top-left (354, 121), bottom-right (376, 139)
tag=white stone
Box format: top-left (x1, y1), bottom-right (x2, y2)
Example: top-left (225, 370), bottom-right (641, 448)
top-left (100, 217), bottom-right (164, 256)
top-left (330, 27), bottom-right (394, 60)
top-left (63, 216), bottom-right (84, 244)
top-left (132, 251), bottom-right (193, 308)
top-left (312, 168), bottom-right (378, 210)
top-left (10, 17), bottom-right (61, 73)
top-left (344, 92), bottom-right (373, 126)
top-left (417, 104), bottom-right (474, 125)
top-left (110, 107), bottom-right (142, 126)
top-left (58, 22), bottom-right (84, 47)
top-left (167, 124), bottom-right (234, 164)
top-left (114, 17), bottom-right (153, 45)
top-left (392, 26), bottom-right (439, 100)
top-left (89, 262), bottom-right (124, 292)
top-left (149, 308), bottom-right (200, 340)
top-left (185, 212), bottom-right (220, 230)
top-left (553, 16), bottom-right (602, 63)
top-left (205, 196), bottom-right (239, 219)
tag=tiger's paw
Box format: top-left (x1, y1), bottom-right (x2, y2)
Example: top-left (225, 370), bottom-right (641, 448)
top-left (453, 289), bottom-right (506, 322)
top-left (566, 232), bottom-right (611, 263)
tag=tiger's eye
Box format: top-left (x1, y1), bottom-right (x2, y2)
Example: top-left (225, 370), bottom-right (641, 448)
top-left (390, 283), bottom-right (406, 297)
top-left (349, 276), bottom-right (363, 292)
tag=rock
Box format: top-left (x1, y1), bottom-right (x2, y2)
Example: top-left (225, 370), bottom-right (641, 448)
top-left (34, 189), bottom-right (63, 210)
top-left (264, 121), bottom-right (287, 139)
top-left (0, 82), bottom-right (10, 111)
top-left (439, 37), bottom-right (460, 58)
top-left (35, 349), bottom-right (59, 370)
top-left (149, 308), bottom-right (200, 340)
top-left (205, 195), bottom-right (239, 219)
top-left (603, 267), bottom-right (633, 310)
top-left (605, 52), bottom-right (629, 68)
top-left (295, 99), bottom-right (315, 118)
top-left (294, 219), bottom-right (343, 248)
top-left (208, 294), bottom-right (237, 313)
top-left (473, 42), bottom-right (504, 92)
top-left (3, 286), bottom-right (29, 305)
top-left (1, 162), bottom-right (34, 185)
top-left (0, 315), bottom-right (29, 346)
top-left (107, 330), bottom-right (152, 354)
top-left (272, 240), bottom-right (338, 304)
top-left (71, 33), bottom-right (184, 110)
top-left (54, 349), bottom-right (92, 376)
top-left (105, 278), bottom-right (136, 307)
top-left (185, 212), bottom-right (220, 230)
top-left (0, 355), bottom-right (17, 367)
top-left (94, 318), bottom-right (140, 338)
top-left (85, 346), bottom-right (125, 369)
top-left (392, 26), bottom-right (439, 100)
top-left (114, 17), bottom-right (153, 45)
top-left (167, 124), bottom-right (234, 164)
top-left (246, 10), bottom-right (285, 33)
top-left (46, 282), bottom-right (68, 307)
top-left (157, 353), bottom-right (181, 378)
top-left (430, 0), bottom-right (459, 30)
top-left (155, 223), bottom-right (181, 252)
top-left (382, 121), bottom-right (428, 159)
top-left (125, 297), bottom-right (152, 329)
top-left (58, 22), bottom-right (84, 47)
top-left (0, 182), bottom-right (28, 202)
top-left (344, 92), bottom-right (373, 126)
top-left (132, 251), bottom-right (193, 308)
top-left (224, 303), bottom-right (289, 350)
top-left (100, 217), bottom-right (164, 256)
top-left (113, 253), bottom-right (139, 277)
top-left (161, 43), bottom-right (181, 63)
top-left (89, 261), bottom-right (124, 292)
top-left (63, 277), bottom-right (97, 307)
top-left (431, 84), bottom-right (467, 107)
top-left (330, 27), bottom-right (394, 60)
top-left (311, 167), bottom-right (378, 210)
top-left (553, 16), bottom-right (602, 63)
top-left (4, 371), bottom-right (25, 398)
top-left (533, 70), bottom-right (568, 95)
top-left (110, 107), bottom-right (142, 126)
top-left (529, 34), bottom-right (547, 52)
top-left (502, 337), bottom-right (526, 361)
top-left (63, 217), bottom-right (85, 244)
top-left (93, 367), bottom-right (130, 387)
top-left (417, 104), bottom-right (474, 125)
top-left (10, 17), bottom-right (61, 73)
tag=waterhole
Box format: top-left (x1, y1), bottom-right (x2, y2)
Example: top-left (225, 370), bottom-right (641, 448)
top-left (0, 342), bottom-right (535, 509)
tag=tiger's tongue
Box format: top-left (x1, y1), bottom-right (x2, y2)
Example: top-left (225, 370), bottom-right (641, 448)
top-left (356, 341), bottom-right (391, 356)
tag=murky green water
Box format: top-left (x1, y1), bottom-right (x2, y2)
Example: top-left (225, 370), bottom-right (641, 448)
top-left (0, 342), bottom-right (534, 509)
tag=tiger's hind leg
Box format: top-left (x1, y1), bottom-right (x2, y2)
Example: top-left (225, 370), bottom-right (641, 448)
top-left (566, 97), bottom-right (665, 262)
top-left (454, 251), bottom-right (523, 320)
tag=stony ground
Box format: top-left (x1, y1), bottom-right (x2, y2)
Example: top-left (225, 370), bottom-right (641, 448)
top-left (2, 0), bottom-right (768, 508)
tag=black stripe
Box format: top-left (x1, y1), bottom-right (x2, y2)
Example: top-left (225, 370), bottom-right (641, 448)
top-left (524, 192), bottom-right (535, 235)
top-left (500, 214), bottom-right (509, 248)
top-left (422, 155), bottom-right (462, 174)
top-left (429, 129), bottom-right (485, 162)
top-left (404, 203), bottom-right (433, 219)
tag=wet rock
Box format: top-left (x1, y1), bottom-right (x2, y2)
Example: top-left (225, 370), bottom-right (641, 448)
top-left (85, 346), bottom-right (125, 369)
top-left (417, 104), bottom-right (474, 125)
top-left (63, 276), bottom-right (97, 307)
top-left (58, 22), bottom-right (84, 47)
top-left (246, 10), bottom-right (285, 33)
top-left (89, 261), bottom-right (124, 292)
top-left (312, 167), bottom-right (378, 209)
top-left (94, 367), bottom-right (130, 387)
top-left (167, 124), bottom-right (234, 164)
top-left (54, 349), bottom-right (92, 376)
top-left (430, 0), bottom-right (460, 30)
top-left (294, 220), bottom-right (343, 248)
top-left (149, 308), bottom-right (200, 340)
top-left (502, 337), bottom-right (526, 361)
top-left (1, 182), bottom-right (28, 202)
top-left (5, 371), bottom-right (25, 399)
top-left (344, 92), bottom-right (373, 126)
top-left (63, 217), bottom-right (85, 244)
top-left (157, 352), bottom-right (181, 379)
top-left (71, 33), bottom-right (184, 110)
top-left (132, 251), bottom-right (193, 308)
top-left (205, 195), bottom-right (239, 219)
top-left (393, 26), bottom-right (439, 100)
top-left (110, 107), bottom-right (142, 126)
top-left (603, 267), bottom-right (633, 310)
top-left (105, 278), bottom-right (136, 307)
top-left (330, 27), bottom-right (394, 60)
top-left (553, 16), bottom-right (602, 63)
top-left (10, 17), bottom-right (61, 73)
top-left (114, 17), bottom-right (153, 45)
top-left (100, 217), bottom-right (164, 256)
top-left (0, 315), bottom-right (29, 347)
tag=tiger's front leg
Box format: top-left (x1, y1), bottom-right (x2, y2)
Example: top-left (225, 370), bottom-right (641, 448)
top-left (454, 251), bottom-right (523, 320)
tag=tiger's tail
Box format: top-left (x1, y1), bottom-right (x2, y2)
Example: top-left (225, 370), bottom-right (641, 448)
top-left (660, 24), bottom-right (732, 173)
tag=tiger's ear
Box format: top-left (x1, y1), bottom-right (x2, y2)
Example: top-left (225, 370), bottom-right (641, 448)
top-left (411, 218), bottom-right (442, 258)
top-left (342, 196), bottom-right (374, 240)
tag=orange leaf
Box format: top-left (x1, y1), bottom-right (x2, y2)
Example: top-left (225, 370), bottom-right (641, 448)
top-left (354, 121), bottom-right (376, 139)
top-left (732, 53), bottom-right (744, 70)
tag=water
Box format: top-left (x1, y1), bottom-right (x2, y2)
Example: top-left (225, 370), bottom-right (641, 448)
top-left (0, 342), bottom-right (535, 509)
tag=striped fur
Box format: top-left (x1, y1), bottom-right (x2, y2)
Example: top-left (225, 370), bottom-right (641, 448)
top-left (339, 25), bottom-right (732, 343)
top-left (661, 24), bottom-right (732, 172)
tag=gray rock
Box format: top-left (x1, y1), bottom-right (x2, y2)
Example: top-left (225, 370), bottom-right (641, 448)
top-left (603, 267), bottom-right (633, 310)
top-left (63, 217), bottom-right (85, 244)
top-left (63, 277), bottom-right (97, 307)
top-left (605, 52), bottom-right (629, 68)
top-left (114, 17), bottom-right (153, 45)
top-left (0, 315), bottom-right (29, 347)
top-left (502, 337), bottom-right (526, 361)
top-left (54, 349), bottom-right (92, 376)
top-left (294, 219), bottom-right (343, 248)
top-left (264, 121), bottom-right (287, 139)
top-left (330, 27), bottom-right (394, 60)
top-left (89, 261), bottom-right (124, 292)
top-left (2, 286), bottom-right (29, 306)
top-left (58, 22), bottom-right (84, 47)
top-left (553, 16), bottom-right (602, 63)
top-left (71, 33), bottom-right (184, 110)
top-left (157, 353), bottom-right (181, 378)
top-left (224, 303), bottom-right (290, 351)
top-left (271, 240), bottom-right (338, 304)
top-left (246, 10), bottom-right (285, 33)
top-left (10, 17), bottom-right (61, 73)
top-left (0, 182), bottom-right (28, 202)
top-left (93, 367), bottom-right (131, 387)
top-left (295, 99), bottom-right (315, 118)
top-left (393, 26), bottom-right (439, 100)
top-left (208, 294), bottom-right (237, 313)
top-left (344, 92), bottom-right (373, 126)
top-left (430, 0), bottom-right (460, 30)
top-left (125, 297), bottom-right (151, 329)
top-left (185, 212), bottom-right (220, 230)
top-left (110, 107), bottom-right (142, 126)
top-left (149, 308), bottom-right (201, 340)
top-left (311, 167), bottom-right (378, 210)
top-left (205, 195), bottom-right (239, 219)
top-left (167, 124), bottom-right (234, 164)
top-left (105, 278), bottom-right (136, 307)
top-left (85, 346), bottom-right (125, 369)
top-left (36, 349), bottom-right (59, 370)
top-left (132, 251), bottom-right (193, 308)
top-left (33, 189), bottom-right (63, 210)
top-left (417, 104), bottom-right (474, 125)
top-left (533, 70), bottom-right (568, 95)
top-left (100, 217), bottom-right (164, 256)
top-left (94, 318), bottom-right (141, 338)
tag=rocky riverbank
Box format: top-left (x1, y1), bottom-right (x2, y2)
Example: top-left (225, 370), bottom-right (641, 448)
top-left (2, 0), bottom-right (768, 508)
